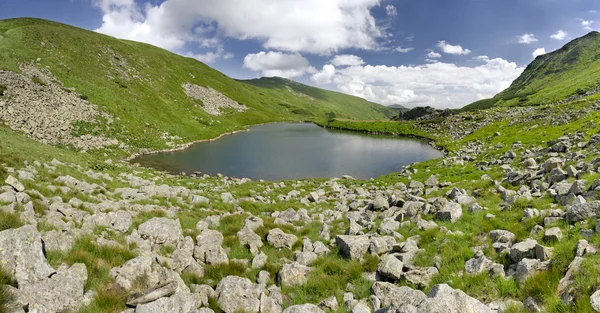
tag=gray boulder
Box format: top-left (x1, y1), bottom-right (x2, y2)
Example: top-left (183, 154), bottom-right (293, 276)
top-left (282, 304), bottom-right (325, 313)
top-left (278, 262), bottom-right (312, 286)
top-left (135, 293), bottom-right (201, 313)
top-left (215, 276), bottom-right (261, 313)
top-left (377, 254), bottom-right (404, 281)
top-left (138, 217), bottom-right (183, 249)
top-left (590, 290), bottom-right (600, 312)
top-left (5, 175), bottom-right (25, 192)
top-left (0, 225), bottom-right (54, 286)
top-left (566, 201), bottom-right (600, 223)
top-left (17, 263), bottom-right (87, 312)
top-left (417, 284), bottom-right (492, 313)
top-left (509, 239), bottom-right (538, 263)
top-left (336, 235), bottom-right (371, 260)
top-left (267, 228), bottom-right (297, 249)
top-left (371, 281), bottom-right (426, 309)
top-left (436, 202), bottom-right (463, 223)
top-left (194, 229), bottom-right (228, 265)
top-left (543, 157), bottom-right (563, 172)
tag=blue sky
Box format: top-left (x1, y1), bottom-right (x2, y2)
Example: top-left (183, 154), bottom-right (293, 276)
top-left (2, 0), bottom-right (599, 108)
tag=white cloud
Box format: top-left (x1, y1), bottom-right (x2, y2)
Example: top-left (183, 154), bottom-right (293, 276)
top-left (474, 55), bottom-right (490, 62)
top-left (426, 50), bottom-right (442, 59)
top-left (518, 33), bottom-right (538, 44)
top-left (532, 48), bottom-right (546, 58)
top-left (94, 0), bottom-right (383, 55)
top-left (437, 41), bottom-right (471, 55)
top-left (395, 46), bottom-right (414, 53)
top-left (330, 55), bottom-right (365, 67)
top-left (582, 20), bottom-right (596, 31)
top-left (385, 5), bottom-right (397, 17)
top-left (550, 30), bottom-right (567, 40)
top-left (590, 10), bottom-right (598, 13)
top-left (243, 51), bottom-right (316, 78)
top-left (311, 64), bottom-right (336, 84)
top-left (405, 35), bottom-right (415, 42)
top-left (311, 58), bottom-right (523, 109)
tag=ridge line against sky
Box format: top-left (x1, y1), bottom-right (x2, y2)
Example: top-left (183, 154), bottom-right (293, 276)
top-left (2, 0), bottom-right (600, 109)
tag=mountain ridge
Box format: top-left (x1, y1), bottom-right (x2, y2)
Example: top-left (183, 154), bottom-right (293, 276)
top-left (462, 31), bottom-right (600, 111)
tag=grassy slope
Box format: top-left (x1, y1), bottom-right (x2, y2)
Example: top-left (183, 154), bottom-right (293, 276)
top-left (241, 77), bottom-right (396, 120)
top-left (0, 18), bottom-right (394, 153)
top-left (462, 31), bottom-right (600, 111)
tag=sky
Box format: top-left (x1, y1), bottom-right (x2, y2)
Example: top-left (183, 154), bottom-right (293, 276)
top-left (1, 0), bottom-right (600, 109)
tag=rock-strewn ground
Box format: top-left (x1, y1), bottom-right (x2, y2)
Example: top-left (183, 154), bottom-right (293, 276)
top-left (183, 83), bottom-right (249, 116)
top-left (0, 63), bottom-right (119, 150)
top-left (3, 86), bottom-right (600, 312)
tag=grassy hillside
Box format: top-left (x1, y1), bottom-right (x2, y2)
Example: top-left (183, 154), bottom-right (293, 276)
top-left (0, 18), bottom-right (394, 153)
top-left (240, 77), bottom-right (396, 120)
top-left (462, 31), bottom-right (600, 111)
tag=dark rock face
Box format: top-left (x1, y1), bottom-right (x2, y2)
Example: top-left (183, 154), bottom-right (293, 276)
top-left (398, 106), bottom-right (453, 121)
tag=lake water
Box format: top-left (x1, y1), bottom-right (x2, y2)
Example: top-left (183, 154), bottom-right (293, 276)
top-left (132, 123), bottom-right (443, 180)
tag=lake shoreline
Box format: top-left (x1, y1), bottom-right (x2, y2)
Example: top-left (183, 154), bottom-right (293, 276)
top-left (129, 122), bottom-right (443, 180)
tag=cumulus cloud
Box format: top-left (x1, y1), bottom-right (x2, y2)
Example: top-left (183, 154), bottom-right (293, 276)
top-left (550, 30), bottom-right (567, 40)
top-left (385, 5), bottom-right (397, 17)
top-left (437, 41), bottom-right (471, 55)
top-left (518, 33), bottom-right (538, 44)
top-left (94, 0), bottom-right (383, 55)
top-left (311, 58), bottom-right (523, 109)
top-left (311, 64), bottom-right (336, 84)
top-left (395, 46), bottom-right (414, 53)
top-left (243, 51), bottom-right (316, 78)
top-left (532, 48), bottom-right (546, 58)
top-left (426, 50), bottom-right (442, 59)
top-left (330, 55), bottom-right (365, 67)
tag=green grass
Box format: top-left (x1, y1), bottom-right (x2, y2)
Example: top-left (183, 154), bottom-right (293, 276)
top-left (0, 212), bottom-right (23, 232)
top-left (0, 269), bottom-right (16, 313)
top-left (463, 31), bottom-right (600, 110)
top-left (282, 249), bottom-right (376, 306)
top-left (46, 235), bottom-right (136, 308)
top-left (0, 18), bottom-right (393, 156)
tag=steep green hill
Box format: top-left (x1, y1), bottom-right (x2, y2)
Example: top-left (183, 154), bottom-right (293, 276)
top-left (462, 31), bottom-right (600, 111)
top-left (0, 18), bottom-right (394, 153)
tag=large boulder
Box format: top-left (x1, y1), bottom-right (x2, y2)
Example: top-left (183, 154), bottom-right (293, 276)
top-left (566, 201), bottom-right (600, 223)
top-left (509, 239), bottom-right (538, 263)
top-left (215, 276), bottom-right (261, 313)
top-left (417, 284), bottom-right (492, 313)
top-left (17, 263), bottom-right (87, 312)
top-left (377, 254), bottom-right (404, 281)
top-left (267, 228), bottom-right (297, 249)
top-left (5, 175), bottom-right (25, 192)
top-left (436, 202), bottom-right (463, 223)
top-left (194, 230), bottom-right (228, 265)
top-left (278, 262), bottom-right (312, 286)
top-left (82, 210), bottom-right (133, 233)
top-left (138, 217), bottom-right (183, 249)
top-left (0, 225), bottom-right (54, 286)
top-left (371, 281), bottom-right (426, 309)
top-left (335, 235), bottom-right (371, 260)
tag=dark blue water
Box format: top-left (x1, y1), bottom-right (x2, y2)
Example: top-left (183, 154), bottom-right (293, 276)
top-left (133, 123), bottom-right (442, 180)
